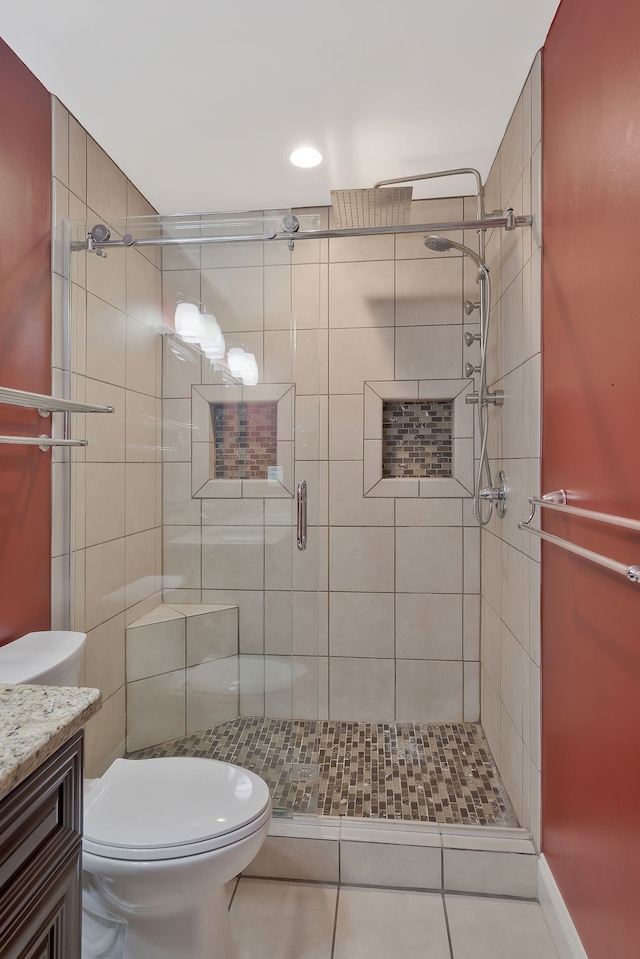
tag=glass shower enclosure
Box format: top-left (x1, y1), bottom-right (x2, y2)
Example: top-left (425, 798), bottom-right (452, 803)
top-left (68, 210), bottom-right (324, 817)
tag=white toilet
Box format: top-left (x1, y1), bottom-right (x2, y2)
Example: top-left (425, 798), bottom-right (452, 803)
top-left (0, 631), bottom-right (272, 959)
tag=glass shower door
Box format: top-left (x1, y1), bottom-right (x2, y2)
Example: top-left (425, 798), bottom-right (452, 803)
top-left (161, 210), bottom-right (323, 817)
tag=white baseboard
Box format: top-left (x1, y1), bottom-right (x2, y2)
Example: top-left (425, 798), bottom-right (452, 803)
top-left (538, 854), bottom-right (589, 959)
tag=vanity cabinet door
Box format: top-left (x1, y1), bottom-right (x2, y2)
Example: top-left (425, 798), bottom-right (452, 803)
top-left (0, 847), bottom-right (81, 958)
top-left (0, 734), bottom-right (83, 959)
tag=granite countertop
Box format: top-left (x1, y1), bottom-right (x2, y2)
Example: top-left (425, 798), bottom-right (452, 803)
top-left (0, 684), bottom-right (102, 801)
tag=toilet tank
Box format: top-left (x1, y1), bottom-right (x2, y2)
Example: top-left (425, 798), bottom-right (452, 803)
top-left (0, 631), bottom-right (86, 685)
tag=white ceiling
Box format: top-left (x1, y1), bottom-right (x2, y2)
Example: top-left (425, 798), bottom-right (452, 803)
top-left (1, 1), bottom-right (560, 215)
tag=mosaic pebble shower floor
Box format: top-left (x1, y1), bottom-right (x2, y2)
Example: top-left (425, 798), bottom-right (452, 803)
top-left (129, 719), bottom-right (518, 827)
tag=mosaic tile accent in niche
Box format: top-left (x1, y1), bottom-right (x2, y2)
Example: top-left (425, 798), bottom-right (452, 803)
top-left (382, 399), bottom-right (453, 478)
top-left (212, 401), bottom-right (277, 479)
top-left (129, 718), bottom-right (518, 826)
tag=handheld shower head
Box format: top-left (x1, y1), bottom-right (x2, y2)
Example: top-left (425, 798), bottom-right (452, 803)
top-left (424, 235), bottom-right (488, 277)
top-left (423, 235), bottom-right (452, 254)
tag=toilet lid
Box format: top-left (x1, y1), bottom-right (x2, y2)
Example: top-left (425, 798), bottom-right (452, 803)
top-left (84, 758), bottom-right (271, 859)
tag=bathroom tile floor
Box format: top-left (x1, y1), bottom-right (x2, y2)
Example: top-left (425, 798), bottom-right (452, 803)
top-left (226, 878), bottom-right (561, 959)
top-left (129, 718), bottom-right (518, 826)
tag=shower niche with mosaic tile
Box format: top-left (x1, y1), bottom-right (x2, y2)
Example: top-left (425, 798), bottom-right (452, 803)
top-left (382, 399), bottom-right (453, 479)
top-left (191, 383), bottom-right (295, 498)
top-left (363, 379), bottom-right (475, 498)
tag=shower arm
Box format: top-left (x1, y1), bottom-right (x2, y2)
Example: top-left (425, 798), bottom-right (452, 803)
top-left (373, 168), bottom-right (485, 222)
top-left (72, 211), bottom-right (529, 252)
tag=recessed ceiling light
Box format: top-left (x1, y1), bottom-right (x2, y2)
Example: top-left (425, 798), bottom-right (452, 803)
top-left (290, 146), bottom-right (323, 168)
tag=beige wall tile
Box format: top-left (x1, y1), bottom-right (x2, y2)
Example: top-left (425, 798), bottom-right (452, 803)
top-left (163, 525), bottom-right (202, 590)
top-left (84, 686), bottom-right (126, 778)
top-left (86, 293), bottom-right (127, 387)
top-left (396, 527), bottom-right (462, 593)
top-left (127, 670), bottom-right (186, 751)
top-left (202, 526), bottom-right (264, 590)
top-left (329, 657), bottom-right (395, 721)
top-left (51, 98), bottom-right (68, 187)
top-left (68, 114), bottom-right (87, 202)
top-left (328, 394), bottom-right (363, 460)
top-left (396, 593), bottom-right (462, 660)
top-left (328, 260), bottom-right (394, 328)
top-left (186, 658), bottom-right (239, 732)
top-left (84, 380), bottom-right (126, 462)
top-left (86, 137), bottom-right (127, 222)
top-left (125, 529), bottom-right (158, 608)
top-left (85, 463), bottom-right (125, 547)
top-left (329, 527), bottom-right (394, 593)
top-left (395, 660), bottom-right (463, 722)
top-left (126, 616), bottom-right (185, 682)
top-left (202, 589), bottom-right (264, 654)
top-left (464, 662), bottom-right (480, 721)
top-left (162, 398), bottom-right (193, 461)
top-left (126, 248), bottom-right (160, 327)
top-left (329, 592), bottom-right (394, 658)
top-left (85, 538), bottom-right (126, 630)
top-left (329, 460), bottom-right (394, 526)
top-left (184, 606), bottom-right (238, 665)
top-left (85, 613), bottom-right (126, 700)
top-left (125, 463), bottom-right (157, 535)
top-left (163, 462), bottom-right (201, 525)
top-left (395, 257), bottom-right (463, 326)
top-left (200, 267), bottom-right (263, 332)
top-left (329, 327), bottom-right (395, 394)
top-left (395, 325), bottom-right (461, 380)
top-left (126, 316), bottom-right (159, 396)
top-left (126, 389), bottom-right (159, 462)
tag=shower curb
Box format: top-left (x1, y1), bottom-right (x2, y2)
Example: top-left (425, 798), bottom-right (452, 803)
top-left (243, 815), bottom-right (538, 899)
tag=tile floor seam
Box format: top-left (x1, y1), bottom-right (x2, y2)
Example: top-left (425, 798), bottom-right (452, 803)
top-left (441, 891), bottom-right (455, 959)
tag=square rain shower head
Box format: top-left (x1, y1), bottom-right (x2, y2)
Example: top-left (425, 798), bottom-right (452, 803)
top-left (330, 186), bottom-right (413, 229)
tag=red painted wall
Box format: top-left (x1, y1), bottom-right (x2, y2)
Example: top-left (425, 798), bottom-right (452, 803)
top-left (542, 1), bottom-right (640, 955)
top-left (0, 39), bottom-right (52, 644)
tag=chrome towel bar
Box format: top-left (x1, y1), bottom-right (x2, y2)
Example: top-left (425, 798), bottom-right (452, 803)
top-left (0, 386), bottom-right (114, 416)
top-left (522, 489), bottom-right (640, 533)
top-left (519, 490), bottom-right (640, 583)
top-left (0, 435), bottom-right (88, 450)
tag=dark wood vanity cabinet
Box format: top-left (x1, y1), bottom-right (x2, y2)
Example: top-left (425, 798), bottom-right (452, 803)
top-left (0, 734), bottom-right (83, 959)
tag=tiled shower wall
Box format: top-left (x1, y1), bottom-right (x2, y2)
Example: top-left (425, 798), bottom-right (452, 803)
top-left (478, 54), bottom-right (543, 843)
top-left (161, 199), bottom-right (481, 725)
top-left (50, 97), bottom-right (164, 777)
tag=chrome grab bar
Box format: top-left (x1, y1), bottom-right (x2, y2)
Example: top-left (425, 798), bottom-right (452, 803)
top-left (519, 490), bottom-right (640, 584)
top-left (297, 480), bottom-right (307, 551)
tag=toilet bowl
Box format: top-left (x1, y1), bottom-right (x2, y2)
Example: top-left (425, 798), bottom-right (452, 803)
top-left (0, 631), bottom-right (272, 959)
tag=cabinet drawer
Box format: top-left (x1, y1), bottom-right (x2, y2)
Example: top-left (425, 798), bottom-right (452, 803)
top-left (0, 733), bottom-right (82, 893)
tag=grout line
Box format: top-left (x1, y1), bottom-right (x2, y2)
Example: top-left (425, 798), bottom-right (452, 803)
top-left (442, 891), bottom-right (456, 959)
top-left (330, 885), bottom-right (341, 959)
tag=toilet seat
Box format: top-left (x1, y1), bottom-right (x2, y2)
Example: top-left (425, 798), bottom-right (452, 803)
top-left (84, 757), bottom-right (271, 862)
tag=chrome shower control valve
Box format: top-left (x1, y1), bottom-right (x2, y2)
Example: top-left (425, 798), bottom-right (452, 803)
top-left (479, 470), bottom-right (508, 518)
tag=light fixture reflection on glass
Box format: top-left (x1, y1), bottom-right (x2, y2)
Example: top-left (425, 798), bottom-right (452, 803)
top-left (290, 146), bottom-right (323, 168)
top-left (174, 301), bottom-right (202, 341)
top-left (199, 313), bottom-right (225, 360)
top-left (227, 347), bottom-right (259, 386)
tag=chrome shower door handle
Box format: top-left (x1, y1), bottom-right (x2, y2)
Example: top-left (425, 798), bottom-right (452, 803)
top-left (297, 480), bottom-right (307, 551)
